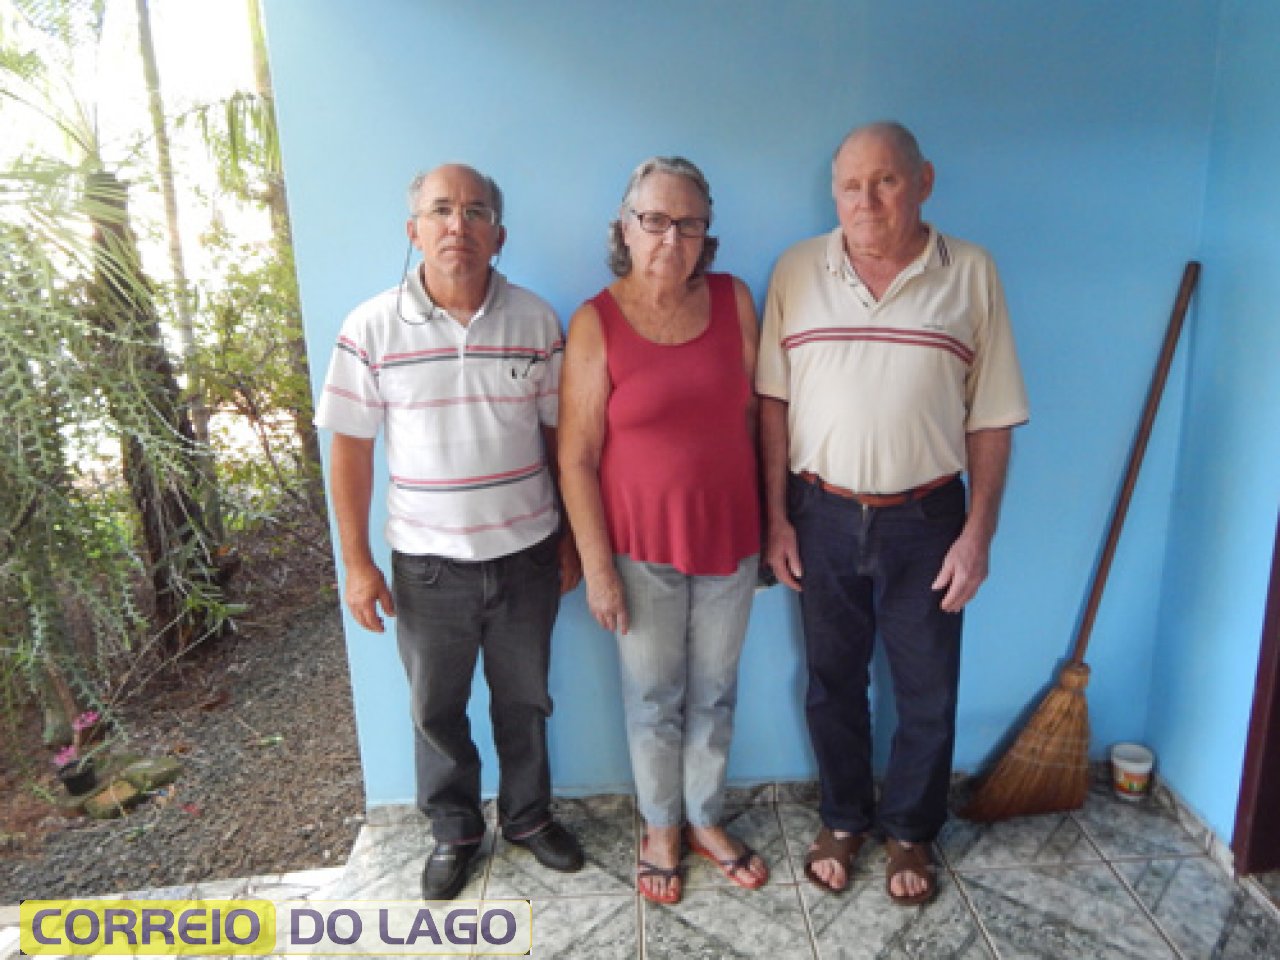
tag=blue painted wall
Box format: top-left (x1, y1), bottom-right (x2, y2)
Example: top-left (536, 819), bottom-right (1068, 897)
top-left (1147, 0), bottom-right (1280, 841)
top-left (263, 1), bottom-right (1257, 821)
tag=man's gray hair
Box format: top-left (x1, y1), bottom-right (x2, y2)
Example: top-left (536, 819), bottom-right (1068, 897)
top-left (407, 164), bottom-right (505, 224)
top-left (832, 121), bottom-right (927, 175)
top-left (607, 156), bottom-right (719, 279)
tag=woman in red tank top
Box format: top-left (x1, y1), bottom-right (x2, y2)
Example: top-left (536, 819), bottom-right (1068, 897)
top-left (559, 157), bottom-right (767, 905)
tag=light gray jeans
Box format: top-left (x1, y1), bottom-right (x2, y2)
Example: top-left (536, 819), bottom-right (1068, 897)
top-left (613, 553), bottom-right (758, 828)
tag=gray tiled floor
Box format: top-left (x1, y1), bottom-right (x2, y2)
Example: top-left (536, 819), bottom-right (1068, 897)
top-left (4, 780), bottom-right (1280, 959)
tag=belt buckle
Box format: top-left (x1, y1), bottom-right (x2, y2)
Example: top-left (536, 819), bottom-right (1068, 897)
top-left (853, 490), bottom-right (907, 508)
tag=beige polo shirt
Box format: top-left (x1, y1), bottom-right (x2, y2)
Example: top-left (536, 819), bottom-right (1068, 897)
top-left (757, 226), bottom-right (1029, 494)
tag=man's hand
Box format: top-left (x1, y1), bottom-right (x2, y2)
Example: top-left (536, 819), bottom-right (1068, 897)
top-left (934, 426), bottom-right (1012, 613)
top-left (585, 566), bottom-right (630, 635)
top-left (558, 532), bottom-right (583, 595)
top-left (344, 560), bottom-right (396, 633)
top-left (766, 520), bottom-right (804, 591)
top-left (931, 529), bottom-right (989, 613)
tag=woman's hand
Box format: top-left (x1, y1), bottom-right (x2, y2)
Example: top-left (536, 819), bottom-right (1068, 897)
top-left (558, 532), bottom-right (584, 595)
top-left (586, 565), bottom-right (630, 635)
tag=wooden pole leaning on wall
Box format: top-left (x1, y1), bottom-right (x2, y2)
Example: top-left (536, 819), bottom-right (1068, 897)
top-left (962, 261), bottom-right (1201, 822)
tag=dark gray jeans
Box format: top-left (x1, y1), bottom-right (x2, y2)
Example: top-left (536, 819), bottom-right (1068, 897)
top-left (392, 533), bottom-right (560, 844)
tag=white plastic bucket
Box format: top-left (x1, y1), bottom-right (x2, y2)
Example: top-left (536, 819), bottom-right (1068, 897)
top-left (1110, 742), bottom-right (1154, 801)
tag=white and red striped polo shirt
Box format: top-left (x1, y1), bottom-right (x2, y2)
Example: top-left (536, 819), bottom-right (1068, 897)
top-left (316, 268), bottom-right (563, 560)
top-left (757, 226), bottom-right (1029, 494)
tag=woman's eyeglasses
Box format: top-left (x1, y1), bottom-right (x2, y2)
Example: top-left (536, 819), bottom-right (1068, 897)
top-left (629, 208), bottom-right (709, 238)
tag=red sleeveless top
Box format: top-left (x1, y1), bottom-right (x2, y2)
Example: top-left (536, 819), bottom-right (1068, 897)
top-left (592, 272), bottom-right (760, 576)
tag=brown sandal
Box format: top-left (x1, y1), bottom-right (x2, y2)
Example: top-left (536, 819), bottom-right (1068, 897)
top-left (803, 826), bottom-right (865, 893)
top-left (884, 837), bottom-right (937, 906)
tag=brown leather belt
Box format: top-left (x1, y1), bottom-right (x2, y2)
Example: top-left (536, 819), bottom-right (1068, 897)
top-left (797, 471), bottom-right (959, 508)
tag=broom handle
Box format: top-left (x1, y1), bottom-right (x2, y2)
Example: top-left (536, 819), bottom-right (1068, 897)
top-left (1068, 261), bottom-right (1201, 665)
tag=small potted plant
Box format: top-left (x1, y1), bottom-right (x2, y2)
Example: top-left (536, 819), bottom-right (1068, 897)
top-left (52, 710), bottom-right (102, 796)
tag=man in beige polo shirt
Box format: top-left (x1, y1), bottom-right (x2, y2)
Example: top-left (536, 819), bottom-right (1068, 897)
top-left (757, 122), bottom-right (1028, 904)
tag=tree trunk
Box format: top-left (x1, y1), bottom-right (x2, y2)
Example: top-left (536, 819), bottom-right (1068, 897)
top-left (246, 0), bottom-right (325, 516)
top-left (134, 0), bottom-right (204, 442)
top-left (85, 170), bottom-right (227, 652)
top-left (135, 0), bottom-right (226, 539)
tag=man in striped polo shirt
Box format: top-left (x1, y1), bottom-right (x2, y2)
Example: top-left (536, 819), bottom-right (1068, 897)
top-left (757, 123), bottom-right (1029, 904)
top-left (317, 164), bottom-right (583, 900)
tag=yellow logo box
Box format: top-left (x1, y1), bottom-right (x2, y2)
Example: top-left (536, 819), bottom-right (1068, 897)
top-left (21, 900), bottom-right (275, 955)
top-left (21, 899), bottom-right (533, 956)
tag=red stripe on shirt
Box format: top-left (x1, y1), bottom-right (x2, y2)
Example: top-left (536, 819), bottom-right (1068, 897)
top-left (377, 342), bottom-right (563, 363)
top-left (782, 327), bottom-right (974, 364)
top-left (394, 501), bottom-right (556, 535)
top-left (324, 384), bottom-right (386, 408)
top-left (392, 461), bottom-right (545, 489)
top-left (381, 394), bottom-right (540, 409)
top-left (465, 342), bottom-right (563, 357)
top-left (386, 391), bottom-right (559, 408)
top-left (337, 335), bottom-right (370, 363)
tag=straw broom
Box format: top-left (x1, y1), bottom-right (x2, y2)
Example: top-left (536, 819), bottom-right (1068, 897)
top-left (962, 261), bottom-right (1201, 822)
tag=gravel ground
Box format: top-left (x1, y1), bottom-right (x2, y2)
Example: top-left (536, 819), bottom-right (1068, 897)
top-left (0, 591), bottom-right (367, 902)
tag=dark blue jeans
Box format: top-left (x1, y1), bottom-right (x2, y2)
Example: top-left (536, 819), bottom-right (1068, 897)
top-left (392, 533), bottom-right (560, 844)
top-left (789, 472), bottom-right (965, 842)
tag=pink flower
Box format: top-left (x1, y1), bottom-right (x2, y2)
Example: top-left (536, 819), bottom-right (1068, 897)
top-left (72, 710), bottom-right (99, 732)
top-left (54, 745), bottom-right (79, 768)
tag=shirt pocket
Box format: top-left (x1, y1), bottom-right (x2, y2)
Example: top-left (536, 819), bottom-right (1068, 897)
top-left (502, 352), bottom-right (551, 389)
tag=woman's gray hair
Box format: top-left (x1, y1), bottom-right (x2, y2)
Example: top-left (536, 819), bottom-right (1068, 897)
top-left (607, 156), bottom-right (719, 279)
top-left (406, 164), bottom-right (504, 224)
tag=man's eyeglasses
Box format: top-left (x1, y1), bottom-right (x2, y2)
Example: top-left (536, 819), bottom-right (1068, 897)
top-left (416, 202), bottom-right (499, 226)
top-left (629, 208), bottom-right (709, 238)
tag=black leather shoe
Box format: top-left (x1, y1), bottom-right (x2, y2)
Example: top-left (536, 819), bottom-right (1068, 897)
top-left (505, 820), bottom-right (584, 872)
top-left (421, 841), bottom-right (480, 900)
